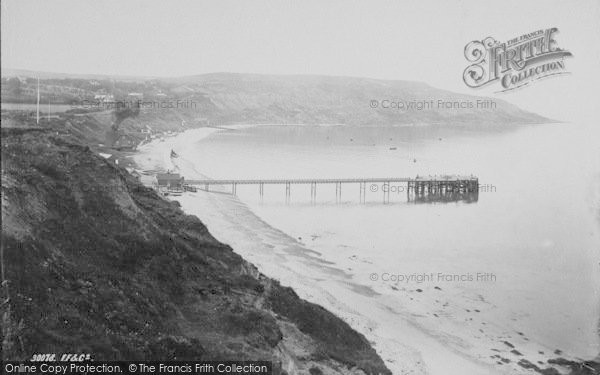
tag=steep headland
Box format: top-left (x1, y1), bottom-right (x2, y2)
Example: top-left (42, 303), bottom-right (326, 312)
top-left (163, 73), bottom-right (549, 126)
top-left (2, 72), bottom-right (549, 128)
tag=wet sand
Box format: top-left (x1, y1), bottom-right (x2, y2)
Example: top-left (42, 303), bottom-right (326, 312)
top-left (133, 125), bottom-right (597, 375)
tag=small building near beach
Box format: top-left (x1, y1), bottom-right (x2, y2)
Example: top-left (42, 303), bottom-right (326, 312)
top-left (155, 173), bottom-right (184, 192)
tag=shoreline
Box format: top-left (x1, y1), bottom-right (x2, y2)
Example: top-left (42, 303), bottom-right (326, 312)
top-left (131, 126), bottom-right (501, 375)
top-left (131, 125), bottom-right (597, 375)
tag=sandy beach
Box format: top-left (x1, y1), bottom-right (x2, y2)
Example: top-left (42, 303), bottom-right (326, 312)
top-left (133, 125), bottom-right (598, 375)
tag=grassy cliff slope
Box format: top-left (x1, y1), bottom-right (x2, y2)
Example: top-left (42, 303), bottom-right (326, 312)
top-left (0, 128), bottom-right (391, 375)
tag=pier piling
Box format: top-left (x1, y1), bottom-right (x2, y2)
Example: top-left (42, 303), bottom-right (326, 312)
top-left (187, 176), bottom-right (479, 204)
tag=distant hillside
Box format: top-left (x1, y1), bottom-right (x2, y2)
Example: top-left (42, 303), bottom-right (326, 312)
top-left (163, 73), bottom-right (549, 126)
top-left (1, 128), bottom-right (391, 375)
top-left (2, 71), bottom-right (549, 126)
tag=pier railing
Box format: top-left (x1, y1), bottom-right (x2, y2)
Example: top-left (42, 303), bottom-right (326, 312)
top-left (185, 175), bottom-right (479, 203)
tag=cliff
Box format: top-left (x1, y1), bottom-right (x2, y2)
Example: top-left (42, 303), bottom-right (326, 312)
top-left (2, 71), bottom-right (550, 128)
top-left (0, 127), bottom-right (391, 375)
top-left (163, 73), bottom-right (549, 126)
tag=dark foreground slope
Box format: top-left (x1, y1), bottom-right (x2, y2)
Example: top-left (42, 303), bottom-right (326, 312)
top-left (0, 128), bottom-right (390, 375)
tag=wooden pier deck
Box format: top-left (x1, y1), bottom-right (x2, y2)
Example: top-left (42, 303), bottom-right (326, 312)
top-left (185, 175), bottom-right (479, 203)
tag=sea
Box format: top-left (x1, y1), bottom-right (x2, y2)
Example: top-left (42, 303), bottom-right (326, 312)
top-left (136, 122), bottom-right (600, 375)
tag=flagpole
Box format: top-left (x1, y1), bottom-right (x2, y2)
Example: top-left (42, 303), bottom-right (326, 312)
top-left (36, 77), bottom-right (40, 124)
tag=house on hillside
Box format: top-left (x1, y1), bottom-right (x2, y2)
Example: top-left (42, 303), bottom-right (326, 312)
top-left (128, 92), bottom-right (144, 102)
top-left (113, 134), bottom-right (138, 151)
top-left (94, 94), bottom-right (115, 102)
top-left (126, 168), bottom-right (142, 181)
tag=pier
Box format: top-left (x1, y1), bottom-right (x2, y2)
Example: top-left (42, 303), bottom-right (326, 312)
top-left (185, 175), bottom-right (479, 203)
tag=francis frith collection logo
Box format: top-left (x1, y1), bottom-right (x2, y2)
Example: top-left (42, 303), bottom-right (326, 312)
top-left (463, 28), bottom-right (572, 92)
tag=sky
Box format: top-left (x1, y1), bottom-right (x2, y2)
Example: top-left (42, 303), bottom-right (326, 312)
top-left (2, 0), bottom-right (600, 122)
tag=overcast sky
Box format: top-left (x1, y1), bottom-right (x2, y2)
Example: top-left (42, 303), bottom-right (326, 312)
top-left (2, 0), bottom-right (600, 122)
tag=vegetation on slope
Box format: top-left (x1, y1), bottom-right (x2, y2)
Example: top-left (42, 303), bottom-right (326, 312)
top-left (0, 127), bottom-right (390, 375)
top-left (2, 72), bottom-right (549, 127)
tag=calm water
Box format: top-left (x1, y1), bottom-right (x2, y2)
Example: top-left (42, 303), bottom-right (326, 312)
top-left (186, 123), bottom-right (600, 360)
